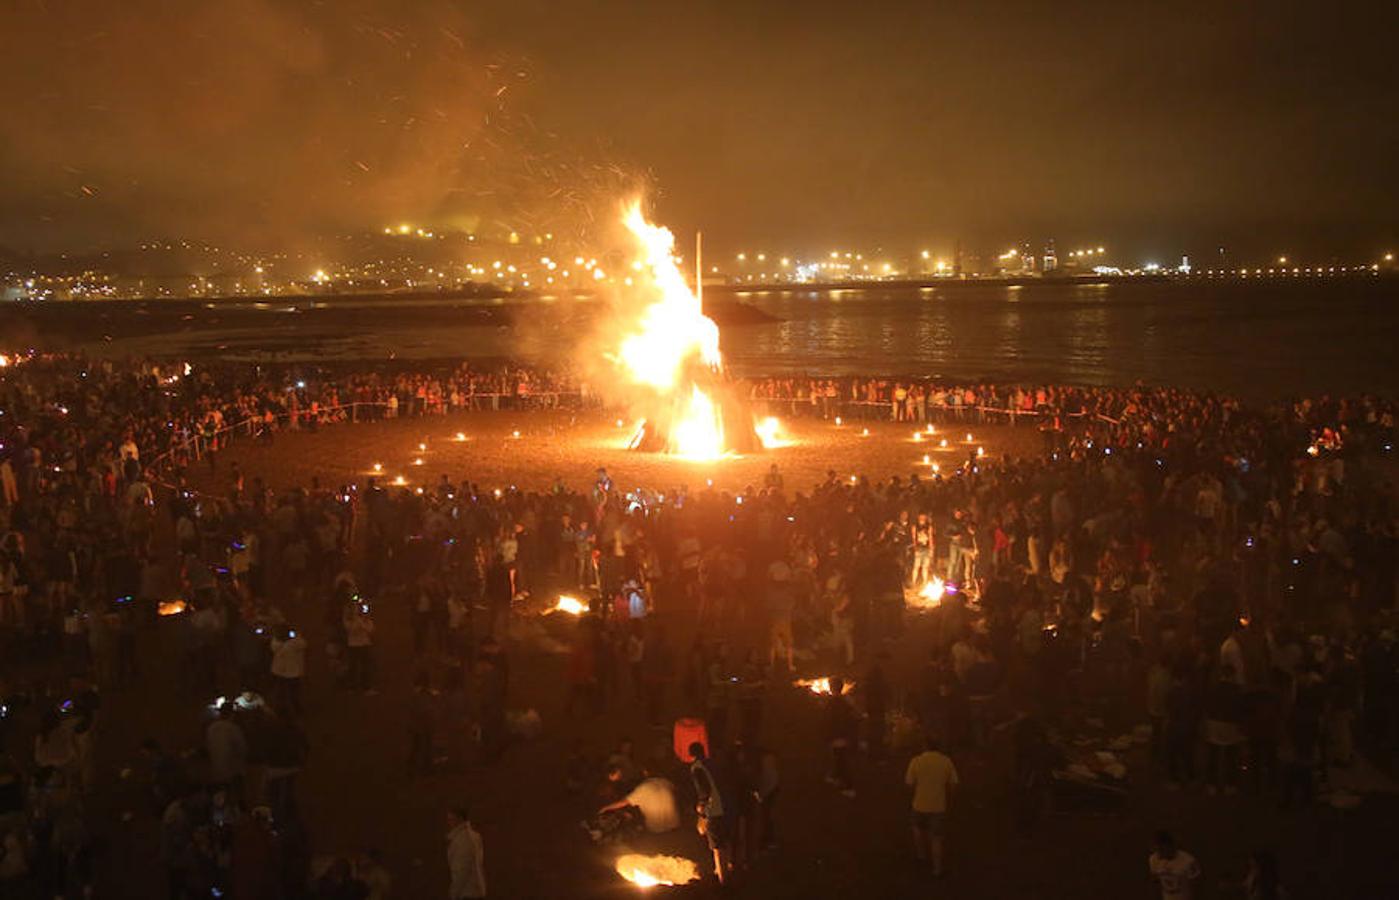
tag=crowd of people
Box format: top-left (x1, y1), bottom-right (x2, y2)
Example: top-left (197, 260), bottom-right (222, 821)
top-left (0, 350), bottom-right (1394, 898)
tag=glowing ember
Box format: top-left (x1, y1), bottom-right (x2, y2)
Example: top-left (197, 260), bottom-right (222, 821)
top-left (913, 431), bottom-right (923, 442)
top-left (834, 416), bottom-right (843, 426)
top-left (965, 432), bottom-right (974, 442)
top-left (511, 430), bottom-right (521, 439)
top-left (551, 595), bottom-right (589, 616)
top-left (158, 600), bottom-right (188, 616)
top-left (413, 458), bottom-right (424, 466)
top-left (454, 432), bottom-right (467, 442)
top-left (615, 854), bottom-right (700, 888)
top-left (392, 475), bottom-right (408, 486)
top-left (794, 677), bottom-right (854, 696)
top-left (418, 442), bottom-right (427, 451)
top-left (922, 454), bottom-right (931, 465)
top-left (860, 428), bottom-right (870, 437)
top-left (372, 462), bottom-right (383, 473)
top-left (939, 438), bottom-right (948, 448)
top-left (976, 446), bottom-right (985, 457)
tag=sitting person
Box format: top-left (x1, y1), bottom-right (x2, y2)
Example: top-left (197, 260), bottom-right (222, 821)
top-left (587, 768), bottom-right (680, 842)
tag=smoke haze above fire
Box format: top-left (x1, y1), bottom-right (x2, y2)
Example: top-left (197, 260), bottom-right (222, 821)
top-left (1, 0), bottom-right (1395, 258)
top-left (0, 0), bottom-right (626, 251)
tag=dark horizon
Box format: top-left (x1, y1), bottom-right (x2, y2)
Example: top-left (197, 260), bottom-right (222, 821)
top-left (1, 1), bottom-right (1395, 262)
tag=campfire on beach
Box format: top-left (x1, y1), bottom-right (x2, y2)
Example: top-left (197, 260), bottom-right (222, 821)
top-left (614, 853), bottom-right (701, 888)
top-left (607, 203), bottom-right (782, 461)
top-left (910, 577), bottom-right (949, 608)
top-left (794, 676), bottom-right (854, 696)
top-left (549, 595), bottom-right (589, 616)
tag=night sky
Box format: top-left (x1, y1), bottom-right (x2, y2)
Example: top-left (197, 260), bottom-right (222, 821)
top-left (2, 0), bottom-right (1395, 258)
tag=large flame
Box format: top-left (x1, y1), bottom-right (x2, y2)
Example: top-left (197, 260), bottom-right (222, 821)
top-left (609, 202), bottom-right (735, 461)
top-left (615, 853), bottom-right (701, 888)
top-left (615, 203), bottom-right (721, 390)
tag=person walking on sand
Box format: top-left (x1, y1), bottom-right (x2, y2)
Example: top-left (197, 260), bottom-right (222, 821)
top-left (905, 734), bottom-right (958, 877)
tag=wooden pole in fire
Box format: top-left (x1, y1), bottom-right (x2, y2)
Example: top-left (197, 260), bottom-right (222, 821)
top-left (695, 230), bottom-right (703, 309)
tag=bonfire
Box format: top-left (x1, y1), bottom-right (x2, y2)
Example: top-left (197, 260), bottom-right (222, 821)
top-left (608, 203), bottom-right (772, 460)
top-left (615, 853), bottom-right (701, 888)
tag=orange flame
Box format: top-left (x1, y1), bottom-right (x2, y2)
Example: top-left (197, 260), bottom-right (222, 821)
top-left (551, 595), bottom-right (589, 616)
top-left (609, 202), bottom-right (729, 461)
top-left (158, 600), bottom-right (188, 616)
top-left (615, 853), bottom-right (700, 888)
top-left (794, 676), bottom-right (854, 696)
top-left (914, 578), bottom-right (946, 608)
top-left (755, 416), bottom-right (789, 449)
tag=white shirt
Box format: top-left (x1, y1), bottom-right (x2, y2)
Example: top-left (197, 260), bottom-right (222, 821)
top-left (1149, 849), bottom-right (1200, 900)
top-left (625, 778), bottom-right (680, 833)
top-left (446, 822), bottom-right (486, 899)
top-left (271, 635), bottom-right (307, 678)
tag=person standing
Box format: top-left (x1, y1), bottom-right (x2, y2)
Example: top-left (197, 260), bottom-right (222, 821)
top-left (270, 627), bottom-right (307, 715)
top-left (344, 601), bottom-right (377, 694)
top-left (1149, 831), bottom-right (1200, 899)
top-left (905, 735), bottom-right (958, 877)
top-left (445, 805), bottom-right (486, 899)
top-left (909, 514), bottom-right (935, 587)
top-left (689, 742), bottom-right (732, 886)
top-left (206, 705), bottom-right (248, 801)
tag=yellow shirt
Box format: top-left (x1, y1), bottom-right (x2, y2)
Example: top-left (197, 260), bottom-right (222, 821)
top-left (905, 751), bottom-right (958, 813)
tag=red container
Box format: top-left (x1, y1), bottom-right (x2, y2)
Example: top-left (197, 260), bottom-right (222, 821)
top-left (673, 718), bottom-right (709, 762)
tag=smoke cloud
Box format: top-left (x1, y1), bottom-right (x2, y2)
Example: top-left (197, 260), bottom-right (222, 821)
top-left (0, 0), bottom-right (539, 248)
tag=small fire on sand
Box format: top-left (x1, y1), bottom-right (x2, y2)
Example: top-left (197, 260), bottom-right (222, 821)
top-left (912, 577), bottom-right (947, 608)
top-left (615, 853), bottom-right (701, 888)
top-left (550, 595), bottom-right (589, 616)
top-left (794, 677), bottom-right (854, 696)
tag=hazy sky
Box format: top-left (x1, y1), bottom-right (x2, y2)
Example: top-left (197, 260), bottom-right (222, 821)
top-left (2, 0), bottom-right (1395, 259)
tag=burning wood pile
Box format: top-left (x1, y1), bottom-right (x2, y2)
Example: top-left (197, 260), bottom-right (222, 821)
top-left (605, 203), bottom-right (775, 461)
